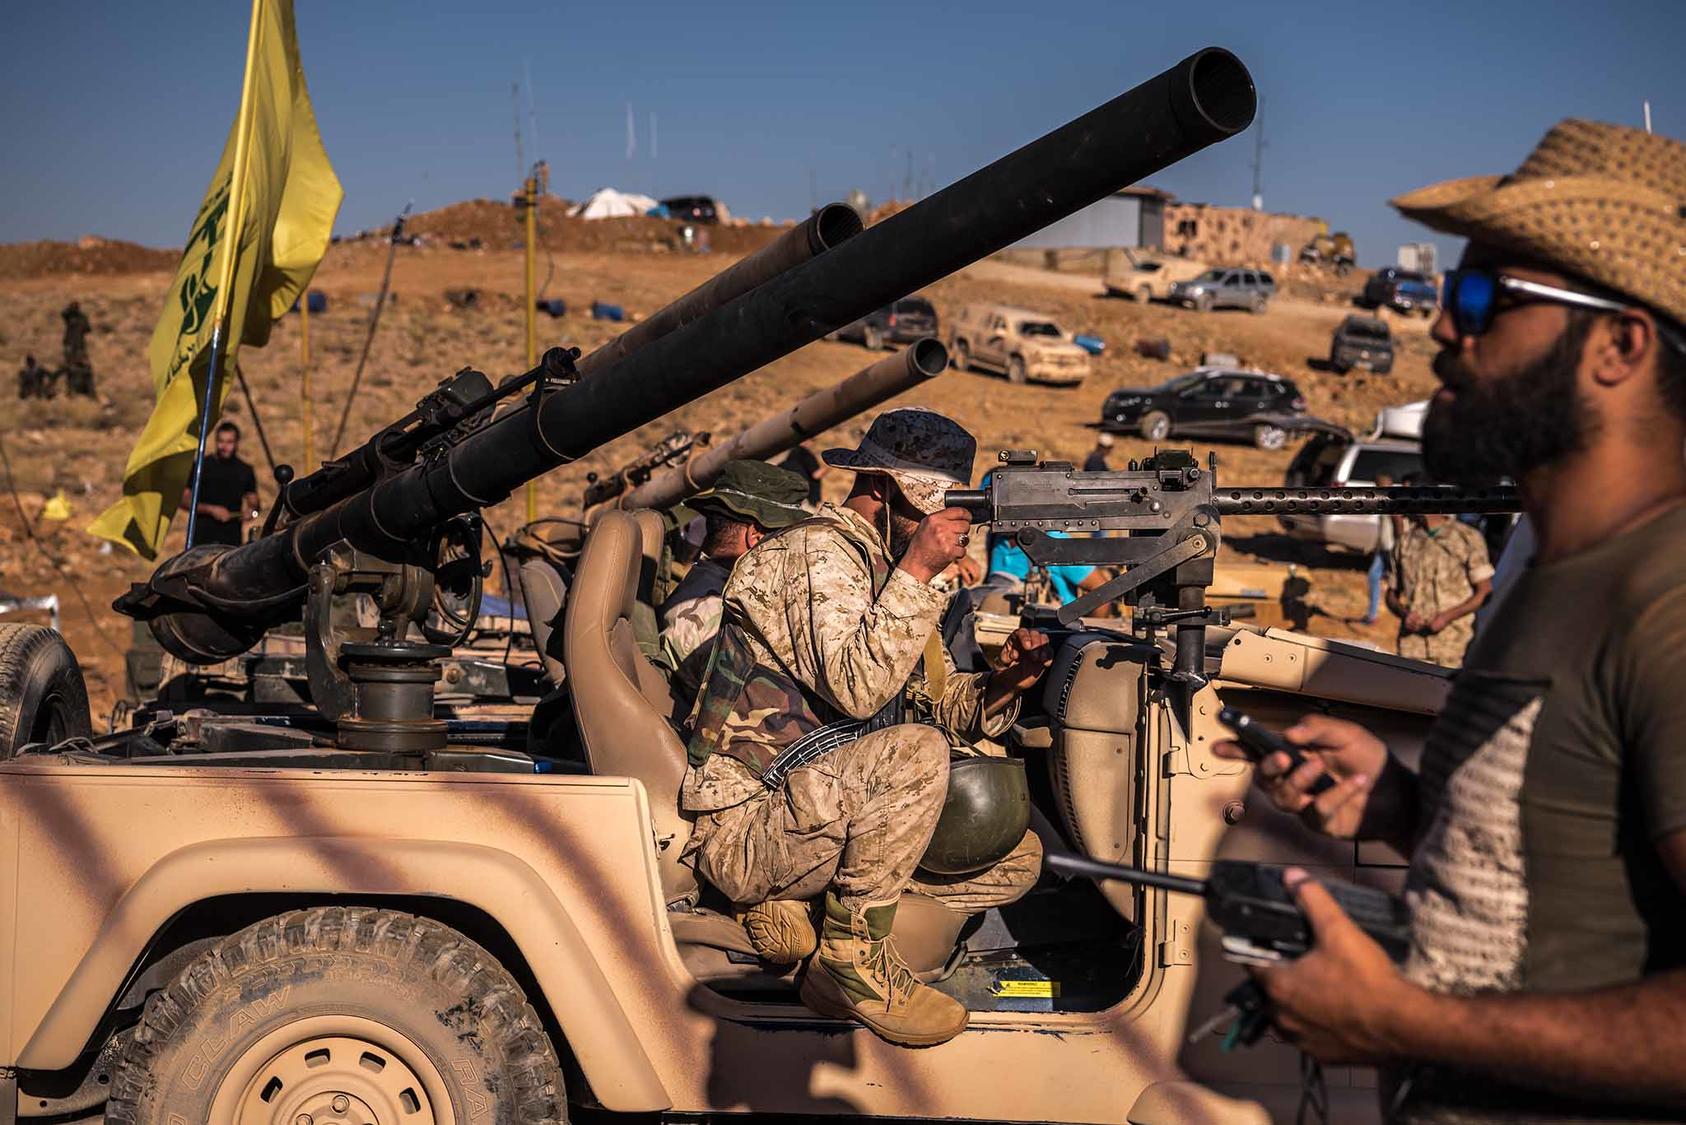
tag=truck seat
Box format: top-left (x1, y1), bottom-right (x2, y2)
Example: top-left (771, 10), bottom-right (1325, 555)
top-left (563, 511), bottom-right (697, 904)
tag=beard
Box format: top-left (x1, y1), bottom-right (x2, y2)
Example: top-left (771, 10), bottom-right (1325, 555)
top-left (886, 510), bottom-right (920, 558)
top-left (1421, 318), bottom-right (1592, 484)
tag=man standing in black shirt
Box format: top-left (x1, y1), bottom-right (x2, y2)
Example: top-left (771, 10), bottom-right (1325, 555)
top-left (181, 421), bottom-right (259, 547)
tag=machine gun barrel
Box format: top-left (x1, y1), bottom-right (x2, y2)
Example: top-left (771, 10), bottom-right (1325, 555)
top-left (1213, 484), bottom-right (1522, 516)
top-left (614, 338), bottom-right (950, 513)
top-left (572, 203), bottom-right (864, 380)
top-left (121, 48), bottom-right (1258, 663)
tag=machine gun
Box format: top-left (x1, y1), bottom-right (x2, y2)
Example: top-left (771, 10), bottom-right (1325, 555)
top-left (112, 48), bottom-right (1259, 756)
top-left (581, 429), bottom-right (712, 510)
top-left (947, 449), bottom-right (1521, 692)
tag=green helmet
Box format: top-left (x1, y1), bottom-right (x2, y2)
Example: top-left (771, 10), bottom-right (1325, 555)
top-left (917, 756), bottom-right (1031, 876)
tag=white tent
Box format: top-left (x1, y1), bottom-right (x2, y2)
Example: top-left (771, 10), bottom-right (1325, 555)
top-left (569, 188), bottom-right (660, 220)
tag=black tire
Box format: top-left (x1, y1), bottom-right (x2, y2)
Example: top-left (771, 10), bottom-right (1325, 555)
top-left (108, 907), bottom-right (564, 1125)
top-left (1007, 355), bottom-right (1028, 384)
top-left (1140, 411), bottom-right (1171, 442)
top-left (1376, 362), bottom-right (1394, 375)
top-left (951, 339), bottom-right (972, 371)
top-left (0, 622), bottom-right (91, 756)
top-left (1194, 292), bottom-right (1214, 313)
top-left (1254, 423), bottom-right (1287, 450)
top-left (863, 325), bottom-right (885, 351)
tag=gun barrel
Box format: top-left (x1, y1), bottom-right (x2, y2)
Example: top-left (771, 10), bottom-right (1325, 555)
top-left (125, 47), bottom-right (1258, 662)
top-left (616, 338), bottom-right (949, 513)
top-left (1214, 485), bottom-right (1522, 516)
top-left (573, 202), bottom-right (864, 380)
top-left (1045, 852), bottom-right (1208, 897)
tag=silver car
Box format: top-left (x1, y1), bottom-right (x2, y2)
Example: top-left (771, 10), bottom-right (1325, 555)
top-left (1278, 432), bottom-right (1424, 553)
top-left (1170, 266), bottom-right (1275, 313)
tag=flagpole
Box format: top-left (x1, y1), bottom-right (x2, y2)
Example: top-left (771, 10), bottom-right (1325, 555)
top-left (186, 0), bottom-right (265, 548)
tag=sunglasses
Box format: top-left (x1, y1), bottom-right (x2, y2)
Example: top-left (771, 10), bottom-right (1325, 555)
top-left (1442, 267), bottom-right (1632, 337)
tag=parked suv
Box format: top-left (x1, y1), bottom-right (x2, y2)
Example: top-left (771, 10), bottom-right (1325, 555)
top-left (832, 295), bottom-right (939, 350)
top-left (1279, 430), bottom-right (1424, 551)
top-left (1168, 267), bottom-right (1275, 313)
top-left (948, 303), bottom-right (1091, 385)
top-left (660, 195), bottom-right (722, 224)
top-left (1100, 367), bottom-right (1308, 448)
top-left (1362, 267), bottom-right (1437, 316)
top-left (1329, 314), bottom-right (1395, 374)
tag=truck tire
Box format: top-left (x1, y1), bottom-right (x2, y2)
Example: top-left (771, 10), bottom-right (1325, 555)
top-left (1135, 285), bottom-right (1153, 303)
top-left (0, 622), bottom-right (91, 757)
top-left (107, 907), bottom-right (564, 1125)
top-left (863, 324), bottom-right (885, 350)
top-left (1008, 355), bottom-right (1028, 384)
top-left (1139, 411), bottom-right (1171, 442)
top-left (951, 339), bottom-right (971, 371)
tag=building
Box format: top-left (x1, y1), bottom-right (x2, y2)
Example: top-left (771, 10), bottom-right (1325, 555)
top-left (1011, 186), bottom-right (1170, 251)
top-left (1162, 202), bottom-right (1325, 265)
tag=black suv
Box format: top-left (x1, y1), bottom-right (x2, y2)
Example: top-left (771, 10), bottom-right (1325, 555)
top-left (1100, 368), bottom-right (1308, 449)
top-left (660, 195), bottom-right (721, 224)
top-left (832, 296), bottom-right (939, 350)
top-left (1329, 315), bottom-right (1395, 374)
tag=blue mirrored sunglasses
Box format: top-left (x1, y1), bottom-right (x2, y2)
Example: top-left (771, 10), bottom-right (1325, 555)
top-left (1442, 268), bottom-right (1633, 337)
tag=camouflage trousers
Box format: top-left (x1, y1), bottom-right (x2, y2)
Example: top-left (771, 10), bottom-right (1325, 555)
top-left (1398, 619), bottom-right (1474, 668)
top-left (689, 722), bottom-right (1042, 915)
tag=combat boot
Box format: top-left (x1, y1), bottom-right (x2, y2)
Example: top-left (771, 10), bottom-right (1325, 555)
top-left (736, 899), bottom-right (818, 963)
top-left (799, 892), bottom-right (968, 1046)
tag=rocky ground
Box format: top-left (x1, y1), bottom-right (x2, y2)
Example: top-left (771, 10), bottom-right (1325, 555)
top-left (0, 223), bottom-right (1441, 724)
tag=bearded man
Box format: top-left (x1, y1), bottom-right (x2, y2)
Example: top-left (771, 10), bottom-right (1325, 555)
top-left (1216, 120), bottom-right (1686, 1121)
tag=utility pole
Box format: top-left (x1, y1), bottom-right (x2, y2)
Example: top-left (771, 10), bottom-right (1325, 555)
top-left (299, 295), bottom-right (313, 469)
top-left (518, 161), bottom-right (548, 523)
top-left (1250, 99), bottom-right (1265, 211)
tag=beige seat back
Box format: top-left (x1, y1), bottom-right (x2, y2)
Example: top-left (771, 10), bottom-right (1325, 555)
top-left (564, 511), bottom-right (696, 903)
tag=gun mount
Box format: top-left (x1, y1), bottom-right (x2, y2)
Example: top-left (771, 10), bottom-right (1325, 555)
top-left (948, 450), bottom-right (1521, 693)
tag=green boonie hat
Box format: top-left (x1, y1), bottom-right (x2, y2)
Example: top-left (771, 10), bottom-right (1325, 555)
top-left (688, 459), bottom-right (810, 529)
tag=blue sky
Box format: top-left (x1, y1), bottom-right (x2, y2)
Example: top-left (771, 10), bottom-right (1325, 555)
top-left (3, 1), bottom-right (1681, 267)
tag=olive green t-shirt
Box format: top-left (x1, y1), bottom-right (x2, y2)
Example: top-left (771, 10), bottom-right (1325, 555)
top-left (1392, 503), bottom-right (1686, 1122)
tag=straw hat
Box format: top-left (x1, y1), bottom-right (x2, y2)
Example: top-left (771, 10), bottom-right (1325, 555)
top-left (823, 407), bottom-right (976, 514)
top-left (1391, 118), bottom-right (1686, 324)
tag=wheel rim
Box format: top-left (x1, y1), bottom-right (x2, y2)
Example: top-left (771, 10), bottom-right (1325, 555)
top-left (1149, 418), bottom-right (1169, 440)
top-left (1259, 426), bottom-right (1285, 449)
top-left (210, 1016), bottom-right (453, 1125)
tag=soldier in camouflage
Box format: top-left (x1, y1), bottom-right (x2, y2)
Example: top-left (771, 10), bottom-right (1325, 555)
top-left (657, 459), bottom-right (810, 715)
top-left (681, 408), bottom-right (1053, 1046)
top-left (1388, 512), bottom-right (1494, 666)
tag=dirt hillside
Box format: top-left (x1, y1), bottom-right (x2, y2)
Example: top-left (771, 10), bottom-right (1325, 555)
top-left (0, 231), bottom-right (1437, 724)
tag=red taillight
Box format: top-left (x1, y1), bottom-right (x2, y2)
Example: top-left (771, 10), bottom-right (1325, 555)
top-left (888, 313), bottom-right (898, 327)
top-left (1292, 397), bottom-right (1307, 410)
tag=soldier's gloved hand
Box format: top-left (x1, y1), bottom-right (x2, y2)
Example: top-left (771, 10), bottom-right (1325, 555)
top-left (901, 507), bottom-right (973, 584)
top-left (992, 628), bottom-right (1054, 695)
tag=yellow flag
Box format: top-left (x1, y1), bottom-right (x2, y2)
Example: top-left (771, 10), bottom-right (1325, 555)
top-left (89, 0), bottom-right (341, 558)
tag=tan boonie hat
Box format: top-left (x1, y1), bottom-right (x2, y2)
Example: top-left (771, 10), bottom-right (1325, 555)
top-left (1391, 118), bottom-right (1686, 325)
top-left (823, 407), bottom-right (977, 514)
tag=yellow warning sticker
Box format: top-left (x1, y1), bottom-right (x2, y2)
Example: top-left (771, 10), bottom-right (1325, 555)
top-left (994, 979), bottom-right (1060, 998)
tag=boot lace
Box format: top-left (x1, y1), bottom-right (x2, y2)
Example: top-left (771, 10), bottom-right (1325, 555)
top-left (864, 938), bottom-right (919, 1006)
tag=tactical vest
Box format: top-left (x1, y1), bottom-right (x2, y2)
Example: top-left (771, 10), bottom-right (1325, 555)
top-left (686, 512), bottom-right (941, 787)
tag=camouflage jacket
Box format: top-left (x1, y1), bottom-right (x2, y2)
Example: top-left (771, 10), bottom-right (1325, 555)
top-left (1394, 519), bottom-right (1495, 667)
top-left (682, 503), bottom-right (1013, 812)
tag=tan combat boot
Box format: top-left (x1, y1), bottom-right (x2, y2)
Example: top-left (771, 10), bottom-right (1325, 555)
top-left (799, 892), bottom-right (969, 1047)
top-left (736, 899), bottom-right (818, 963)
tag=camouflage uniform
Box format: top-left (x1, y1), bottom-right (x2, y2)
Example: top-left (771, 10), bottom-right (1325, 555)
top-left (682, 502), bottom-right (1041, 913)
top-left (658, 557), bottom-right (729, 712)
top-left (1393, 519), bottom-right (1494, 667)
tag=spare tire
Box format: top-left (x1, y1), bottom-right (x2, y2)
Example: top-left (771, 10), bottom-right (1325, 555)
top-left (0, 623), bottom-right (92, 756)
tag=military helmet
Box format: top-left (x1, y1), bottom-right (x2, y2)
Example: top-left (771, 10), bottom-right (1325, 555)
top-left (917, 756), bottom-right (1031, 876)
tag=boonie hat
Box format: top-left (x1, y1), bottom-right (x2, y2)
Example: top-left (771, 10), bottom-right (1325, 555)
top-left (687, 459), bottom-right (810, 529)
top-left (1392, 118), bottom-right (1686, 325)
top-left (822, 407), bottom-right (977, 514)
